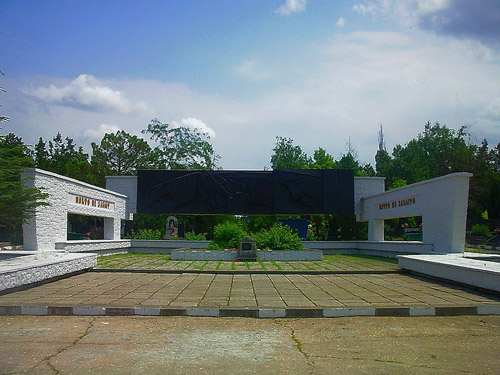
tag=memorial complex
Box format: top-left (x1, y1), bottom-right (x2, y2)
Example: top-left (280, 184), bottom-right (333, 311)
top-left (0, 167), bottom-right (499, 317)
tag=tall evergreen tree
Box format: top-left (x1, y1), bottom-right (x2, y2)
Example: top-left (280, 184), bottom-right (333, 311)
top-left (0, 133), bottom-right (48, 228)
top-left (34, 133), bottom-right (97, 185)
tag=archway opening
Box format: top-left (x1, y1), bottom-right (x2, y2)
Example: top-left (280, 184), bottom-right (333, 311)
top-left (67, 213), bottom-right (104, 240)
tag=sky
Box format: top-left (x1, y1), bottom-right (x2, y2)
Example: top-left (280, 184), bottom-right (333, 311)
top-left (1, 0), bottom-right (500, 169)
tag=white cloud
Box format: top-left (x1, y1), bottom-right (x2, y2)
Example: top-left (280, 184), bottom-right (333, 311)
top-left (5, 30), bottom-right (500, 169)
top-left (352, 0), bottom-right (500, 46)
top-left (82, 123), bottom-right (120, 140)
top-left (336, 17), bottom-right (346, 28)
top-left (417, 0), bottom-right (450, 14)
top-left (234, 60), bottom-right (273, 81)
top-left (25, 74), bottom-right (150, 114)
top-left (172, 117), bottom-right (216, 139)
top-left (276, 0), bottom-right (307, 16)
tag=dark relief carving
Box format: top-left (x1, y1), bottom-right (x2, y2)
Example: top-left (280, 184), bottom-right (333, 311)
top-left (137, 169), bottom-right (353, 215)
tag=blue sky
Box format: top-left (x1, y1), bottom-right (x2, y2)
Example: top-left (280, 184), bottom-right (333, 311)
top-left (1, 0), bottom-right (500, 169)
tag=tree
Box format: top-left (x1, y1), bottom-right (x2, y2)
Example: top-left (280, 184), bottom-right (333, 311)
top-left (142, 118), bottom-right (219, 170)
top-left (270, 136), bottom-right (310, 169)
top-left (491, 143), bottom-right (500, 174)
top-left (34, 133), bottom-right (97, 185)
top-left (309, 148), bottom-right (336, 169)
top-left (91, 130), bottom-right (153, 176)
top-left (0, 133), bottom-right (48, 229)
top-left (391, 122), bottom-right (475, 184)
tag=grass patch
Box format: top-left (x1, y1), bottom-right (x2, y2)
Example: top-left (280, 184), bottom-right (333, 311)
top-left (216, 260), bottom-right (223, 270)
top-left (285, 261), bottom-right (299, 270)
top-left (257, 260), bottom-right (267, 270)
top-left (97, 253), bottom-right (171, 268)
top-left (323, 254), bottom-right (398, 264)
top-left (271, 260), bottom-right (283, 270)
top-left (193, 261), bottom-right (208, 270)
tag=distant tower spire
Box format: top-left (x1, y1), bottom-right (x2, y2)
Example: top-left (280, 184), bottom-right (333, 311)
top-left (378, 124), bottom-right (386, 151)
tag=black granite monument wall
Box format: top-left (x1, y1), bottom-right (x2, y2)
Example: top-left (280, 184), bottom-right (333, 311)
top-left (137, 169), bottom-right (354, 215)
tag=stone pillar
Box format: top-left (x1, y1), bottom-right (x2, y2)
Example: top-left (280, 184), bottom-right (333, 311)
top-left (368, 219), bottom-right (384, 241)
top-left (103, 218), bottom-right (115, 240)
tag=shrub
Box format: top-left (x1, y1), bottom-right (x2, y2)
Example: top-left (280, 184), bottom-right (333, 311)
top-left (253, 223), bottom-right (304, 251)
top-left (208, 221), bottom-right (247, 250)
top-left (306, 231), bottom-right (317, 241)
top-left (131, 229), bottom-right (163, 240)
top-left (184, 231), bottom-right (207, 241)
top-left (471, 224), bottom-right (490, 237)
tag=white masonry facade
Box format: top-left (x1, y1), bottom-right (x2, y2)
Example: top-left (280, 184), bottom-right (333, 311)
top-left (21, 168), bottom-right (130, 251)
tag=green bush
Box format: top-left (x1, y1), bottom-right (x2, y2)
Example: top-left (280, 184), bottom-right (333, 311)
top-left (253, 223), bottom-right (304, 251)
top-left (208, 221), bottom-right (247, 250)
top-left (131, 229), bottom-right (163, 240)
top-left (306, 230), bottom-right (317, 241)
top-left (471, 224), bottom-right (490, 237)
top-left (184, 231), bottom-right (207, 241)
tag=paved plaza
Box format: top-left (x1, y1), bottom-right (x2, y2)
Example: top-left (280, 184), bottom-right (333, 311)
top-left (1, 255), bottom-right (499, 317)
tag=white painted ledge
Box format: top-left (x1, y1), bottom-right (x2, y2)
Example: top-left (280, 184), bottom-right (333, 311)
top-left (399, 253), bottom-right (500, 292)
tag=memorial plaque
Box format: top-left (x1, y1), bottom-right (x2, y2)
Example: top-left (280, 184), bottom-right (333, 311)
top-left (137, 169), bottom-right (353, 215)
top-left (238, 236), bottom-right (257, 260)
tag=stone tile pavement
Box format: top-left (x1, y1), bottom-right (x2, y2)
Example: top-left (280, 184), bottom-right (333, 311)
top-left (1, 270), bottom-right (499, 318)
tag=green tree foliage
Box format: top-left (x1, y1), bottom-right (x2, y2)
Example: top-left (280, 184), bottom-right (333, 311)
top-left (375, 149), bottom-right (393, 180)
top-left (491, 143), bottom-right (500, 174)
top-left (374, 122), bottom-right (500, 219)
top-left (270, 136), bottom-right (311, 169)
top-left (34, 133), bottom-right (98, 185)
top-left (91, 130), bottom-right (153, 178)
top-left (309, 147), bottom-right (336, 169)
top-left (487, 177), bottom-right (500, 219)
top-left (142, 118), bottom-right (220, 170)
top-left (390, 122), bottom-right (474, 184)
top-left (268, 136), bottom-right (373, 241)
top-left (0, 133), bottom-right (48, 228)
top-left (130, 228), bottom-right (163, 240)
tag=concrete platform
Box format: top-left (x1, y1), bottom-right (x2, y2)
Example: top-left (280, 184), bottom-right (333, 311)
top-left (398, 252), bottom-right (500, 293)
top-left (0, 251), bottom-right (97, 292)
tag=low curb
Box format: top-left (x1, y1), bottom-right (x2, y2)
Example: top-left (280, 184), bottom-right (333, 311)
top-left (1, 304), bottom-right (499, 318)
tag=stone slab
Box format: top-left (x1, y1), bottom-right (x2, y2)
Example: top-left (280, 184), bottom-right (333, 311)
top-left (399, 253), bottom-right (500, 293)
top-left (0, 252), bottom-right (97, 292)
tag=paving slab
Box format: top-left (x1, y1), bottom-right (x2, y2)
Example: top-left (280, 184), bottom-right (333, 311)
top-left (1, 270), bottom-right (499, 318)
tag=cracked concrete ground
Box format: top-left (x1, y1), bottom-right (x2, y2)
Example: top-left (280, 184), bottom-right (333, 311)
top-left (0, 315), bottom-right (499, 375)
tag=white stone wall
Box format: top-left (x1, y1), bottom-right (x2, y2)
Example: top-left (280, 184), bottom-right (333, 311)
top-left (359, 173), bottom-right (472, 253)
top-left (353, 177), bottom-right (385, 219)
top-left (105, 176), bottom-right (138, 215)
top-left (0, 252), bottom-right (97, 292)
top-left (21, 168), bottom-right (128, 251)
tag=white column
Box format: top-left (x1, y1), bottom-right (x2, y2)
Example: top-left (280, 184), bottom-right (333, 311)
top-left (368, 219), bottom-right (384, 241)
top-left (103, 218), bottom-right (115, 240)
